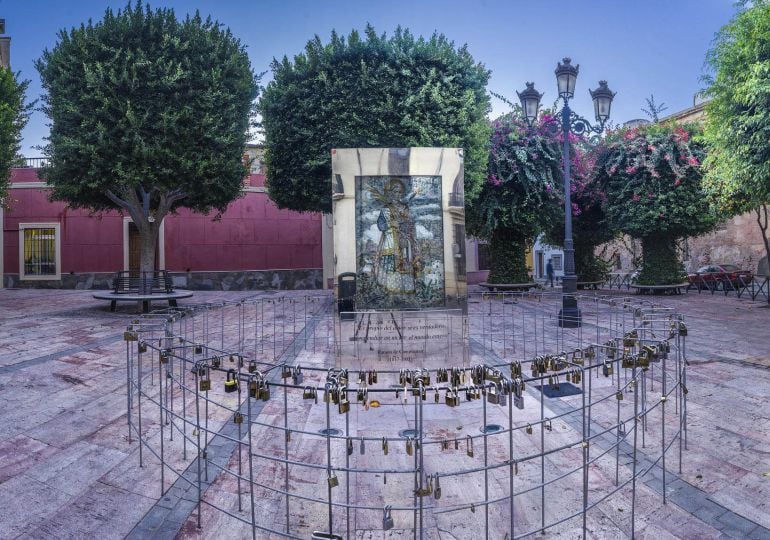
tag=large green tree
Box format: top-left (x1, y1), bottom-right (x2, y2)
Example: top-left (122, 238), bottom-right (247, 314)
top-left (469, 113), bottom-right (562, 283)
top-left (36, 3), bottom-right (259, 274)
top-left (595, 123), bottom-right (716, 285)
top-left (258, 26), bottom-right (491, 214)
top-left (0, 68), bottom-right (31, 199)
top-left (702, 0), bottom-right (770, 272)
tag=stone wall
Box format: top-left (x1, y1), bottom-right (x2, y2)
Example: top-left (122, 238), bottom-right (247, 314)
top-left (596, 210), bottom-right (769, 277)
top-left (685, 211), bottom-right (768, 276)
top-left (2, 269), bottom-right (324, 291)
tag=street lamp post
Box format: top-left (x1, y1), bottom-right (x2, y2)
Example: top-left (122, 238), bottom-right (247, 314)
top-left (518, 58), bottom-right (615, 328)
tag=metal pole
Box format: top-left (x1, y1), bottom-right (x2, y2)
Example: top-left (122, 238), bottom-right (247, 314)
top-left (559, 101), bottom-right (580, 328)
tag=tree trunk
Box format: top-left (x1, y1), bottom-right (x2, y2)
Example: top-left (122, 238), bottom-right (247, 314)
top-left (137, 220), bottom-right (160, 294)
top-left (638, 235), bottom-right (685, 285)
top-left (756, 204), bottom-right (770, 278)
top-left (487, 228), bottom-right (530, 284)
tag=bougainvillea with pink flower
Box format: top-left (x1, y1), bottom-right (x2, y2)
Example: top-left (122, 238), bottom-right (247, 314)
top-left (595, 122), bottom-right (717, 285)
top-left (465, 112), bottom-right (562, 283)
top-left (543, 137), bottom-right (616, 283)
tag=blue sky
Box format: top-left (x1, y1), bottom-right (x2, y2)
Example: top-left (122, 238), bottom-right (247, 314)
top-left (2, 0), bottom-right (738, 155)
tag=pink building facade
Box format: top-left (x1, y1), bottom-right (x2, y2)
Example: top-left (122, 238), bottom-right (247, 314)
top-left (1, 163), bottom-right (324, 290)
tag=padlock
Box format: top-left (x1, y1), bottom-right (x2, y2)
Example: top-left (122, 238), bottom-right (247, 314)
top-left (194, 344), bottom-right (202, 354)
top-left (224, 369), bottom-right (238, 393)
top-left (526, 424), bottom-right (533, 435)
top-left (282, 365), bottom-right (292, 379)
top-left (382, 437), bottom-right (389, 455)
top-left (434, 474), bottom-right (442, 499)
top-left (138, 341), bottom-right (148, 354)
top-left (545, 419), bottom-right (553, 432)
top-left (406, 437), bottom-right (414, 456)
top-left (212, 356), bottom-right (221, 369)
top-left (248, 380), bottom-right (258, 399)
top-left (382, 506), bottom-right (394, 530)
top-left (259, 382), bottom-right (270, 401)
top-left (487, 384), bottom-right (499, 404)
top-left (618, 421), bottom-right (626, 436)
top-left (434, 386), bottom-right (440, 403)
top-left (616, 390), bottom-right (624, 401)
top-left (303, 386), bottom-right (315, 400)
top-left (159, 350), bottom-right (169, 364)
top-left (199, 367), bottom-right (211, 392)
top-left (498, 382), bottom-right (507, 406)
top-left (603, 361), bottom-right (613, 377)
top-left (292, 366), bottom-right (303, 385)
top-left (514, 394), bottom-right (524, 410)
top-left (347, 438), bottom-right (353, 456)
top-left (445, 388), bottom-right (457, 407)
top-left (338, 395), bottom-right (350, 414)
top-left (466, 435), bottom-right (474, 458)
top-left (234, 412), bottom-right (243, 424)
top-left (248, 360), bottom-right (257, 373)
top-left (360, 437), bottom-right (365, 455)
top-left (328, 472), bottom-right (339, 488)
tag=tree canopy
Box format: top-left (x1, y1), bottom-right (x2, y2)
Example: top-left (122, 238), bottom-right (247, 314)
top-left (469, 113), bottom-right (562, 283)
top-left (703, 0), bottom-right (770, 214)
top-left (595, 123), bottom-right (715, 284)
top-left (702, 0), bottom-right (770, 270)
top-left (258, 25), bottom-right (491, 214)
top-left (0, 68), bottom-right (31, 199)
top-left (36, 2), bottom-right (259, 272)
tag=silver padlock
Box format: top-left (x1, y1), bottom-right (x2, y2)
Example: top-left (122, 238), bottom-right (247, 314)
top-left (382, 505), bottom-right (394, 530)
top-left (434, 474), bottom-right (442, 500)
top-left (498, 382), bottom-right (507, 406)
top-left (360, 436), bottom-right (365, 455)
top-left (514, 394), bottom-right (524, 410)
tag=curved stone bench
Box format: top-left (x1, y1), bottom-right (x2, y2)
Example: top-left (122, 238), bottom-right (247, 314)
top-left (630, 283), bottom-right (689, 296)
top-left (93, 290), bottom-right (194, 313)
top-left (479, 282), bottom-right (538, 292)
top-left (577, 280), bottom-right (604, 290)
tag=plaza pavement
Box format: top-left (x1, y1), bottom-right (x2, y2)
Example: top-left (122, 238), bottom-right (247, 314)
top-left (0, 288), bottom-right (768, 539)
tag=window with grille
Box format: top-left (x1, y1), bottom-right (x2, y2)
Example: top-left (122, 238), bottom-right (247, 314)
top-left (19, 223), bottom-right (60, 280)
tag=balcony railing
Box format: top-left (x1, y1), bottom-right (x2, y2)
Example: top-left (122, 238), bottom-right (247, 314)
top-left (15, 157), bottom-right (49, 169)
top-left (448, 191), bottom-right (464, 208)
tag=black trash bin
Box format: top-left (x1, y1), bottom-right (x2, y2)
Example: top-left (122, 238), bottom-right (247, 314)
top-left (338, 272), bottom-right (356, 320)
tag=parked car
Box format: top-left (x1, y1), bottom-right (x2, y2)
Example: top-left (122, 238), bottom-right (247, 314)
top-left (687, 264), bottom-right (753, 290)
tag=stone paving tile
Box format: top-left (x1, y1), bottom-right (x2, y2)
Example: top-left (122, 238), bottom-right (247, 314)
top-left (1, 288), bottom-right (769, 539)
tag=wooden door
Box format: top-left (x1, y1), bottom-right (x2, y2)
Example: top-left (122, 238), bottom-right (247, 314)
top-left (128, 223), bottom-right (160, 273)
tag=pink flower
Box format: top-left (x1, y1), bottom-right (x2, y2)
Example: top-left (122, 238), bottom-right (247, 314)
top-left (659, 212), bottom-right (665, 219)
top-left (487, 174), bottom-right (502, 186)
top-left (687, 156), bottom-right (699, 166)
top-left (674, 179), bottom-right (681, 186)
top-left (626, 166), bottom-right (638, 174)
top-left (648, 145), bottom-right (656, 152)
top-left (648, 193), bottom-right (655, 198)
top-left (632, 194), bottom-right (641, 202)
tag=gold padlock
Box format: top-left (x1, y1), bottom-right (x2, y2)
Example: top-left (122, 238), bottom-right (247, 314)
top-left (234, 412), bottom-right (243, 424)
top-left (466, 435), bottom-right (474, 458)
top-left (616, 391), bottom-right (624, 401)
top-left (526, 424), bottom-right (533, 435)
top-left (406, 437), bottom-right (414, 456)
top-left (328, 472), bottom-right (339, 488)
top-left (199, 367), bottom-right (211, 392)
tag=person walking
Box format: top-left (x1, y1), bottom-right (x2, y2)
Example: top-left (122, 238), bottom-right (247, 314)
top-left (546, 258), bottom-right (554, 288)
